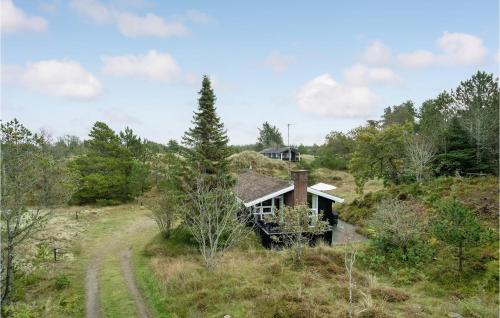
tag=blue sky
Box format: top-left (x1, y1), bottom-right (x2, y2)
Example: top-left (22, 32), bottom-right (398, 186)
top-left (2, 0), bottom-right (499, 145)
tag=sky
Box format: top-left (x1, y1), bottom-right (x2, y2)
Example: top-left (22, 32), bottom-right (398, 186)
top-left (2, 0), bottom-right (499, 145)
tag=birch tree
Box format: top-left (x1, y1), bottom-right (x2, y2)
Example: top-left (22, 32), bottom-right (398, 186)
top-left (182, 176), bottom-right (249, 270)
top-left (343, 232), bottom-right (358, 318)
top-left (405, 135), bottom-right (435, 183)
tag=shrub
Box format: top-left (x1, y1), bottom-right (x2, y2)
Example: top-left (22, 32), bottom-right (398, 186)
top-left (313, 154), bottom-right (348, 170)
top-left (369, 199), bottom-right (432, 266)
top-left (54, 274), bottom-right (70, 290)
top-left (371, 287), bottom-right (409, 302)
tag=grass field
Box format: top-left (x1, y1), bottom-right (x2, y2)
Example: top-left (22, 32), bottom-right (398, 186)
top-left (134, 226), bottom-right (499, 318)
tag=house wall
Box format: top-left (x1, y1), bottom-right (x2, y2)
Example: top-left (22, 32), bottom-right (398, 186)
top-left (284, 191), bottom-right (294, 206)
top-left (318, 196), bottom-right (338, 226)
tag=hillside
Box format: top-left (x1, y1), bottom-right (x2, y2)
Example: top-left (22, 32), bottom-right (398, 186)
top-left (338, 176), bottom-right (499, 229)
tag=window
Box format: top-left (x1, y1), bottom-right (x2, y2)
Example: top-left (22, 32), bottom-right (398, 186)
top-left (252, 196), bottom-right (283, 221)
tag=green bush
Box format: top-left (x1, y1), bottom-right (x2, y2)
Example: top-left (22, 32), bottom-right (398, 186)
top-left (312, 154), bottom-right (348, 170)
top-left (54, 274), bottom-right (70, 290)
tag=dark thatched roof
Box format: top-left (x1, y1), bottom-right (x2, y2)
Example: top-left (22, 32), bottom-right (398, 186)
top-left (235, 171), bottom-right (291, 204)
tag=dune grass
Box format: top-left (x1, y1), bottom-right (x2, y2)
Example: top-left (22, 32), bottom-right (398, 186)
top-left (133, 226), bottom-right (499, 318)
top-left (312, 168), bottom-right (384, 203)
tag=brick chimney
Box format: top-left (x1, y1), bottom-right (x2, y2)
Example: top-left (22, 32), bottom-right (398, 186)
top-left (292, 170), bottom-right (308, 206)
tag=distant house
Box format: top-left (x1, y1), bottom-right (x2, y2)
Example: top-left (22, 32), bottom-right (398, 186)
top-left (260, 146), bottom-right (300, 162)
top-left (235, 170), bottom-right (344, 247)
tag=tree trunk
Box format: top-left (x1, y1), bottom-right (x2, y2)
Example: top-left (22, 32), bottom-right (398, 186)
top-left (2, 242), bottom-right (14, 305)
top-left (458, 241), bottom-right (463, 273)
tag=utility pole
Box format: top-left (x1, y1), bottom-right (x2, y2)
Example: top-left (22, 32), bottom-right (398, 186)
top-left (287, 123), bottom-right (294, 173)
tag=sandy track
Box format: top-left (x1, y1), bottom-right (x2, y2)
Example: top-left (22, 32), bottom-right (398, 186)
top-left (85, 215), bottom-right (155, 318)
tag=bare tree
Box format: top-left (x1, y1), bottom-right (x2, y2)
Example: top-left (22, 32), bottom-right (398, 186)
top-left (274, 205), bottom-right (328, 265)
top-left (369, 199), bottom-right (426, 255)
top-left (405, 134), bottom-right (435, 183)
top-left (1, 120), bottom-right (74, 304)
top-left (182, 176), bottom-right (249, 270)
top-left (343, 231), bottom-right (358, 318)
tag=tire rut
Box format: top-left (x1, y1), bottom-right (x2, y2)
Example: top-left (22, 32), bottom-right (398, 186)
top-left (120, 247), bottom-right (151, 318)
top-left (85, 256), bottom-right (101, 318)
top-left (85, 216), bottom-right (155, 318)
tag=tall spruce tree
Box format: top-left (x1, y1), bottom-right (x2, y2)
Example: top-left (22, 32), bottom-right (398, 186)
top-left (182, 75), bottom-right (230, 177)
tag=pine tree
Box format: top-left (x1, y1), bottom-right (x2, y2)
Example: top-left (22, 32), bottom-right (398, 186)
top-left (256, 121), bottom-right (284, 150)
top-left (182, 75), bottom-right (230, 177)
top-left (434, 117), bottom-right (475, 175)
top-left (71, 122), bottom-right (141, 204)
top-left (120, 126), bottom-right (145, 161)
top-left (432, 198), bottom-right (485, 273)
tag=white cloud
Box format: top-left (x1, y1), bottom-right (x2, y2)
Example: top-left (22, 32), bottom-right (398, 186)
top-left (436, 32), bottom-right (488, 66)
top-left (114, 12), bottom-right (188, 38)
top-left (70, 0), bottom-right (188, 38)
top-left (5, 60), bottom-right (102, 100)
top-left (69, 0), bottom-right (112, 23)
top-left (1, 0), bottom-right (48, 34)
top-left (343, 64), bottom-right (401, 85)
top-left (362, 32), bottom-right (489, 69)
top-left (102, 50), bottom-right (181, 81)
top-left (397, 50), bottom-right (436, 68)
top-left (264, 52), bottom-right (295, 73)
top-left (185, 9), bottom-right (213, 24)
top-left (360, 40), bottom-right (392, 65)
top-left (296, 74), bottom-right (378, 117)
top-left (397, 32), bottom-right (488, 69)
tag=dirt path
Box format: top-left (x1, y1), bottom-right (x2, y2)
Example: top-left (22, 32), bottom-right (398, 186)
top-left (85, 213), bottom-right (155, 318)
top-left (85, 256), bottom-right (101, 318)
top-left (331, 220), bottom-right (367, 244)
top-left (120, 247), bottom-right (151, 318)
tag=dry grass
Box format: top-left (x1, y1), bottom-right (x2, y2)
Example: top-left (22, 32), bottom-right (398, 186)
top-left (300, 154), bottom-right (315, 163)
top-left (229, 150), bottom-right (291, 179)
top-left (139, 240), bottom-right (464, 318)
top-left (150, 257), bottom-right (200, 282)
top-left (312, 168), bottom-right (384, 203)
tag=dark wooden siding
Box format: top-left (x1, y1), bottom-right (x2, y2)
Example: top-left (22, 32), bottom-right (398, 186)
top-left (318, 196), bottom-right (338, 226)
top-left (284, 191), bottom-right (294, 207)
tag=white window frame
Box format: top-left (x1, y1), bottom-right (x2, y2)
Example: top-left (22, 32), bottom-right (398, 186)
top-left (252, 195), bottom-right (284, 221)
top-left (309, 194), bottom-right (319, 227)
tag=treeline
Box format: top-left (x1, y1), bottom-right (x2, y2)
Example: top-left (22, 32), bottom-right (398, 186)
top-left (1, 120), bottom-right (175, 206)
top-left (313, 71), bottom-right (499, 191)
